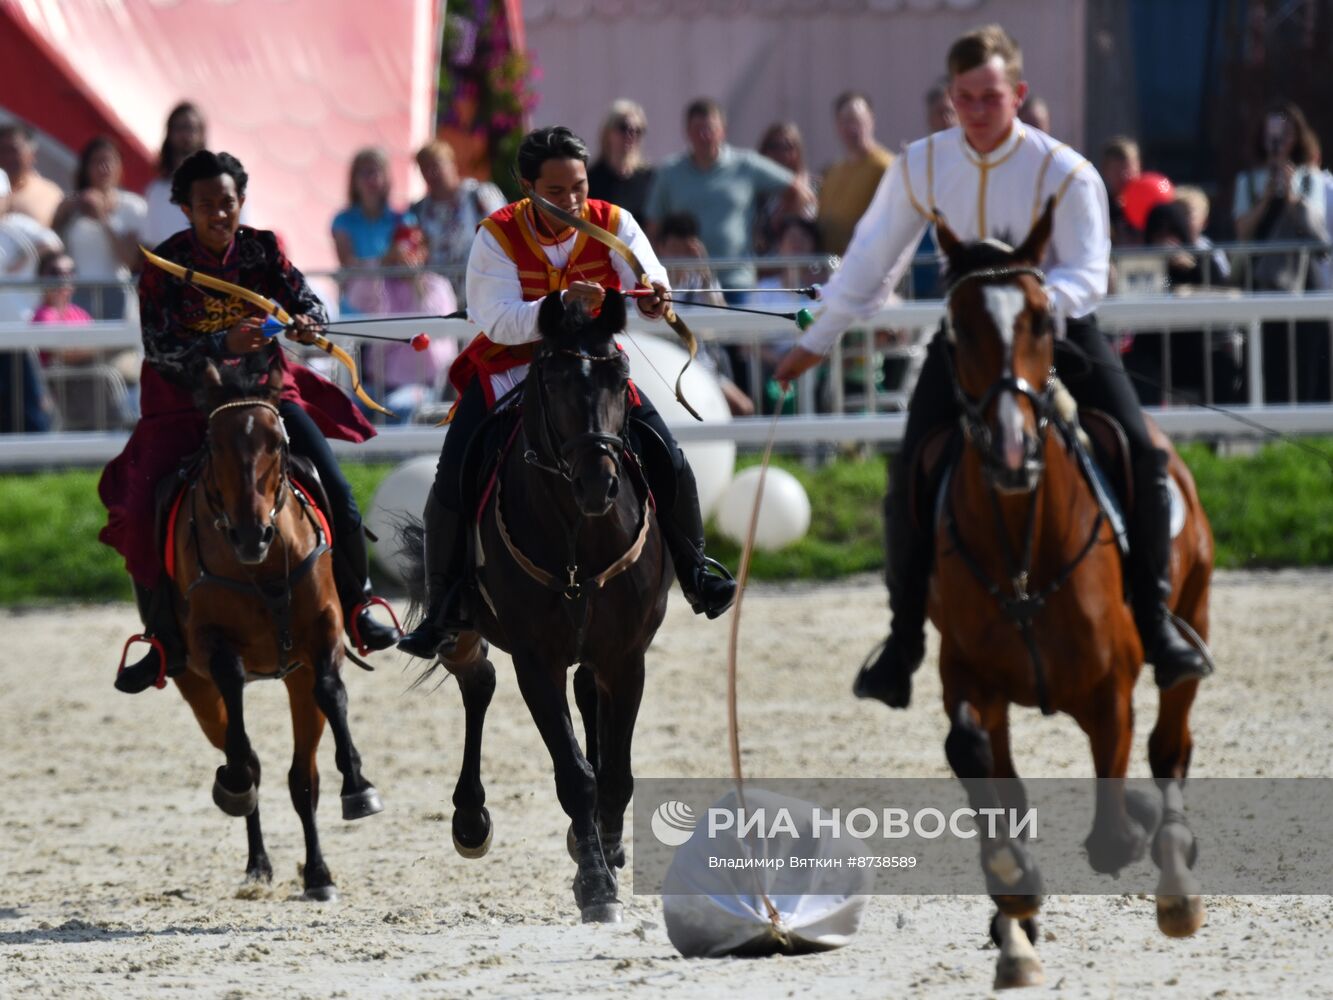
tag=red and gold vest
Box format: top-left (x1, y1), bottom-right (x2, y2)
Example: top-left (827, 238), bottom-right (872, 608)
top-left (448, 198), bottom-right (624, 405)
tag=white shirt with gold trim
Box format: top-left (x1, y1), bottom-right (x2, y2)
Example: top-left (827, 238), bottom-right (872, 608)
top-left (798, 124), bottom-right (1110, 354)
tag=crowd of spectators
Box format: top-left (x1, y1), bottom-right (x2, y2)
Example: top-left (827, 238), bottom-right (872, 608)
top-left (4, 84), bottom-right (1333, 433)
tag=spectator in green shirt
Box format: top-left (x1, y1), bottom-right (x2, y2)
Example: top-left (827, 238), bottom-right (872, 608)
top-left (645, 98), bottom-right (808, 298)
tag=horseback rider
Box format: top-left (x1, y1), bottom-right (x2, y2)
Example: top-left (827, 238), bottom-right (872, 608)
top-left (101, 149), bottom-right (400, 693)
top-left (774, 24), bottom-right (1212, 706)
top-left (398, 126), bottom-right (737, 659)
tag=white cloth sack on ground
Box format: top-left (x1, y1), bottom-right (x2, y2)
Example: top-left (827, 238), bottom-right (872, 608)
top-left (662, 786), bottom-right (871, 958)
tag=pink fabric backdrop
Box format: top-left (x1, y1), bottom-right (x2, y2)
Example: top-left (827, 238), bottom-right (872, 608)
top-left (5, 0), bottom-right (439, 272)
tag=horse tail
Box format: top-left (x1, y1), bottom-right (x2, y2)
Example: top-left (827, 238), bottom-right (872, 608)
top-left (394, 516), bottom-right (429, 630)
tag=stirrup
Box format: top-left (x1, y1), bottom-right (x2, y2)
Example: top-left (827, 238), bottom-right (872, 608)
top-left (1148, 612), bottom-right (1214, 690)
top-left (116, 634), bottom-right (169, 691)
top-left (685, 560), bottom-right (737, 619)
top-left (348, 596), bottom-right (403, 656)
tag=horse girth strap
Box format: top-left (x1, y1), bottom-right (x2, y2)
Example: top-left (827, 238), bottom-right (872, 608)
top-left (492, 476), bottom-right (653, 598)
top-left (527, 191), bottom-right (703, 421)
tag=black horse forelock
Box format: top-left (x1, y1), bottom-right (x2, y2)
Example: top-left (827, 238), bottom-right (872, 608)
top-left (536, 289), bottom-right (627, 355)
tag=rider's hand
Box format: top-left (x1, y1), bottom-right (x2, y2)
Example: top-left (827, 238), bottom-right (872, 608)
top-left (224, 317), bottom-right (267, 354)
top-left (772, 345), bottom-right (823, 390)
top-left (564, 280), bottom-right (606, 313)
top-left (635, 280), bottom-right (670, 320)
top-left (284, 313), bottom-right (321, 345)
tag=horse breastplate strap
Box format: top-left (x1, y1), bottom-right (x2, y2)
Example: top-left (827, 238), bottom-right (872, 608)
top-left (492, 473), bottom-right (653, 600)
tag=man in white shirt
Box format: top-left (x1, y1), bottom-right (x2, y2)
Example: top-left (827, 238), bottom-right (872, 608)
top-left (399, 127), bottom-right (736, 658)
top-left (775, 24), bottom-right (1210, 707)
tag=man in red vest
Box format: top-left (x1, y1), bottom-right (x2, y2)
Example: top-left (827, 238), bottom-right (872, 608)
top-left (399, 127), bottom-right (736, 658)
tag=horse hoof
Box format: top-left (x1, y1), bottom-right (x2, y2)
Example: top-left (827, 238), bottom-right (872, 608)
top-left (245, 860), bottom-right (274, 885)
top-left (341, 786), bottom-right (383, 821)
top-left (303, 884), bottom-right (338, 903)
top-left (994, 954), bottom-right (1044, 990)
top-left (453, 808), bottom-right (493, 859)
top-left (212, 770), bottom-right (258, 818)
top-left (581, 902), bottom-right (623, 924)
top-left (1157, 894), bottom-right (1205, 938)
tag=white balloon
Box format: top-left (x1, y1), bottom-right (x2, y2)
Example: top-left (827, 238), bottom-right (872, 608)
top-left (715, 466), bottom-right (812, 551)
top-left (366, 454), bottom-right (439, 584)
top-left (618, 332), bottom-right (735, 519)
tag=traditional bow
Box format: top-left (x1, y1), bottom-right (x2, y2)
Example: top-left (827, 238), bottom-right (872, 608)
top-left (527, 192), bottom-right (703, 420)
top-left (139, 245), bottom-right (394, 417)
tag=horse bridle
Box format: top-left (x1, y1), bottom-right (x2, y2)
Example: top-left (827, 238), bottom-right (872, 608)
top-left (939, 264), bottom-right (1106, 717)
top-left (200, 398), bottom-right (290, 539)
top-left (943, 265), bottom-right (1057, 484)
top-left (523, 346), bottom-right (629, 481)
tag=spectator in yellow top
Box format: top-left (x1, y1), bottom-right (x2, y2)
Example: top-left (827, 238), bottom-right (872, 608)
top-left (0, 123), bottom-right (65, 229)
top-left (817, 92), bottom-right (894, 257)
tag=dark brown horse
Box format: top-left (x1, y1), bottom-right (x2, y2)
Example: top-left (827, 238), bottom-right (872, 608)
top-left (404, 292), bottom-right (670, 923)
top-left (929, 204), bottom-right (1210, 988)
top-left (171, 354), bottom-right (382, 900)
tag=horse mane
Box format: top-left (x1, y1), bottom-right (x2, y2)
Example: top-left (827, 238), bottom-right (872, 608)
top-left (536, 289), bottom-right (627, 355)
top-left (941, 237), bottom-right (1018, 290)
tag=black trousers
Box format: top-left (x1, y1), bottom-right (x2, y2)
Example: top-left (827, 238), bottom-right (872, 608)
top-left (897, 314), bottom-right (1158, 472)
top-left (279, 400), bottom-right (362, 540)
top-left (433, 378), bottom-right (684, 510)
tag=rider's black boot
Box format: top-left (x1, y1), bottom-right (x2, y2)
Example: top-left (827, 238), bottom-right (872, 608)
top-left (662, 464), bottom-right (736, 619)
top-left (852, 458), bottom-right (930, 709)
top-left (1130, 449), bottom-right (1212, 690)
top-left (115, 579), bottom-right (186, 694)
top-left (333, 520), bottom-right (401, 654)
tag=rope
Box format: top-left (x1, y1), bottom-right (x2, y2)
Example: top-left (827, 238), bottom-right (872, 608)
top-left (725, 396), bottom-right (789, 928)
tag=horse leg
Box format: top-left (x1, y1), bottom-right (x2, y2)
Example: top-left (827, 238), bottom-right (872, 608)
top-left (444, 634), bottom-right (496, 859)
top-left (573, 663), bottom-right (599, 770)
top-left (1078, 673), bottom-right (1151, 874)
top-left (944, 695), bottom-right (1043, 990)
top-left (310, 648), bottom-right (382, 821)
top-left (591, 652), bottom-right (646, 871)
top-left (207, 645), bottom-right (260, 819)
top-left (283, 672), bottom-right (335, 901)
top-left (1148, 568), bottom-right (1206, 937)
top-left (175, 668), bottom-right (271, 884)
top-left (564, 663), bottom-right (601, 864)
top-left (513, 651), bottom-right (619, 923)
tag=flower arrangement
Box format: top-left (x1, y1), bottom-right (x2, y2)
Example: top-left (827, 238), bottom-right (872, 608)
top-left (438, 0), bottom-right (541, 198)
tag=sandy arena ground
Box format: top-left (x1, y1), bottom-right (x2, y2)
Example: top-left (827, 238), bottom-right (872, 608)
top-left (2, 569), bottom-right (1331, 998)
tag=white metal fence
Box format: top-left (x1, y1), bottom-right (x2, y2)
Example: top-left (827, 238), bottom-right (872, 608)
top-left (2, 290), bottom-right (1331, 469)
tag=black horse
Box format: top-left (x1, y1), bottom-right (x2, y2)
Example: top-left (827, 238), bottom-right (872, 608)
top-left (404, 291), bottom-right (671, 922)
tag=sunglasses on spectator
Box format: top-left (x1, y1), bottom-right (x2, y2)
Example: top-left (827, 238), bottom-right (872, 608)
top-left (615, 121), bottom-right (645, 137)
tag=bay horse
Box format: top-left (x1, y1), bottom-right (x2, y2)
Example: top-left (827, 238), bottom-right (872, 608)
top-left (170, 354), bottom-right (382, 900)
top-left (928, 203), bottom-right (1211, 989)
top-left (404, 292), bottom-right (671, 923)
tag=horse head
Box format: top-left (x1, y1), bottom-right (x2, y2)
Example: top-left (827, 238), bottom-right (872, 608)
top-left (195, 351), bottom-right (290, 565)
top-left (936, 198), bottom-right (1057, 494)
top-left (526, 290), bottom-right (632, 517)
